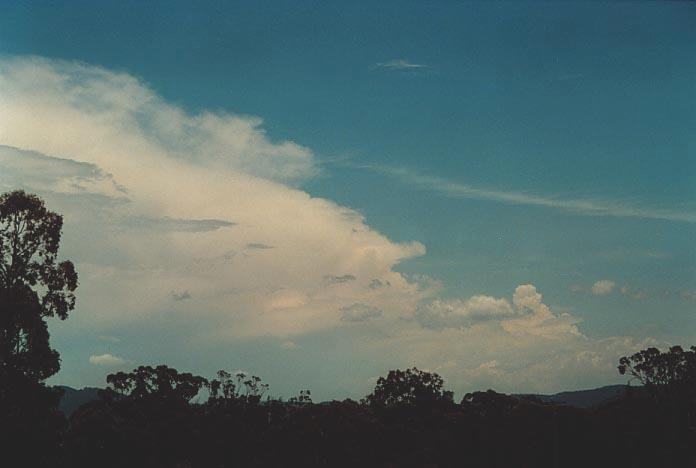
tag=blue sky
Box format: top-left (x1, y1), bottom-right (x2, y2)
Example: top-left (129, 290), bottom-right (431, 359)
top-left (1, 1), bottom-right (695, 399)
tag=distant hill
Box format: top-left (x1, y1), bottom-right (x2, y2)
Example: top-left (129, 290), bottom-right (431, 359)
top-left (517, 384), bottom-right (635, 408)
top-left (57, 386), bottom-right (101, 416)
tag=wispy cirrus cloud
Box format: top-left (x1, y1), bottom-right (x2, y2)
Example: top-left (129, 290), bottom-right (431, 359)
top-left (374, 59), bottom-right (430, 71)
top-left (356, 164), bottom-right (696, 224)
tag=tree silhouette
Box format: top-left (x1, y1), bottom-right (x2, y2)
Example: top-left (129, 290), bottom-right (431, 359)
top-left (365, 367), bottom-right (453, 407)
top-left (619, 345), bottom-right (696, 410)
top-left (0, 190), bottom-right (78, 382)
top-left (105, 365), bottom-right (207, 403)
top-left (207, 370), bottom-right (269, 405)
top-left (619, 345), bottom-right (696, 388)
top-left (0, 190), bottom-right (77, 465)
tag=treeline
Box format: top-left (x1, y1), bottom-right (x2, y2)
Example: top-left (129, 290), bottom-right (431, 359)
top-left (6, 356), bottom-right (696, 468)
top-left (1, 190), bottom-right (695, 467)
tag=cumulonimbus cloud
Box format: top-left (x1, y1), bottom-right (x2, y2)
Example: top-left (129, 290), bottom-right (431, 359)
top-left (0, 56), bottom-right (428, 338)
top-left (0, 56), bottom-right (656, 395)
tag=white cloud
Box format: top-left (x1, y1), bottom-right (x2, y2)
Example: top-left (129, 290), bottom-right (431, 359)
top-left (0, 57), bottom-right (315, 185)
top-left (0, 56), bottom-right (428, 339)
top-left (503, 284), bottom-right (582, 339)
top-left (89, 353), bottom-right (126, 366)
top-left (415, 295), bottom-right (516, 329)
top-left (414, 284), bottom-right (580, 339)
top-left (356, 284), bottom-right (655, 394)
top-left (592, 280), bottom-right (616, 296)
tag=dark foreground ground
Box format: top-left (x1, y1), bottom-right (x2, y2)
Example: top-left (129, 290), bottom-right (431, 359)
top-left (3, 382), bottom-right (695, 468)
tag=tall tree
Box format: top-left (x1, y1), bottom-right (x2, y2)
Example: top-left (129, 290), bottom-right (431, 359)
top-left (0, 190), bottom-right (78, 381)
top-left (0, 190), bottom-right (77, 465)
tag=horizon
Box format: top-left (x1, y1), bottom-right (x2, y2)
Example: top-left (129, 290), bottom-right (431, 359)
top-left (1, 0), bottom-right (695, 401)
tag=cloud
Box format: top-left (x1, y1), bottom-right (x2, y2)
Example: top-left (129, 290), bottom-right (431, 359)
top-left (89, 353), bottom-right (126, 366)
top-left (415, 295), bottom-right (517, 330)
top-left (592, 280), bottom-right (616, 296)
top-left (503, 284), bottom-right (582, 339)
top-left (414, 284), bottom-right (580, 340)
top-left (355, 284), bottom-right (656, 394)
top-left (374, 59), bottom-right (430, 71)
top-left (0, 144), bottom-right (127, 198)
top-left (0, 56), bottom-right (427, 339)
top-left (354, 164), bottom-right (696, 224)
top-left (0, 58), bottom-right (315, 185)
top-left (0, 56), bottom-right (658, 396)
top-left (340, 303), bottom-right (383, 322)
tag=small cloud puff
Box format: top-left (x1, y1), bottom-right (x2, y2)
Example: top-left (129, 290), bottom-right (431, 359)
top-left (591, 280), bottom-right (616, 296)
top-left (340, 303), bottom-right (383, 322)
top-left (89, 353), bottom-right (126, 366)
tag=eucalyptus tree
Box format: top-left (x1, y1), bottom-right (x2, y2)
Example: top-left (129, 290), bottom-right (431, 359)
top-left (0, 190), bottom-right (78, 382)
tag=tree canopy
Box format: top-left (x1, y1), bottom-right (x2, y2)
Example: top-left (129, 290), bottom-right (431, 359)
top-left (105, 365), bottom-right (208, 403)
top-left (619, 345), bottom-right (696, 405)
top-left (0, 190), bottom-right (77, 381)
top-left (364, 367), bottom-right (453, 407)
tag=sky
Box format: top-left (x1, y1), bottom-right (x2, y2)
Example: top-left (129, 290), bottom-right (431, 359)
top-left (1, 0), bottom-right (695, 400)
